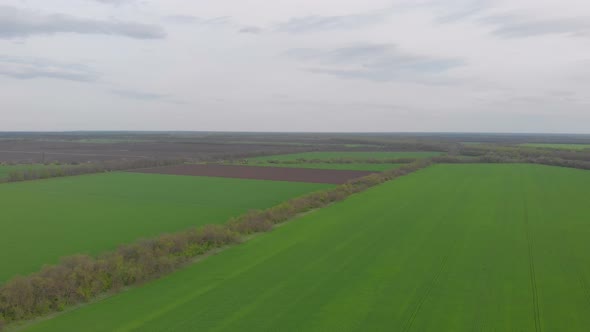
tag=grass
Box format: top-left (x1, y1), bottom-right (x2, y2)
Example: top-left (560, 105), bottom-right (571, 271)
top-left (0, 172), bottom-right (330, 283)
top-left (20, 164), bottom-right (590, 331)
top-left (521, 143), bottom-right (590, 150)
top-left (245, 162), bottom-right (402, 171)
top-left (249, 151), bottom-right (442, 161)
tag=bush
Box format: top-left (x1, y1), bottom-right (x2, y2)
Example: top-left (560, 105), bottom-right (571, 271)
top-left (0, 224), bottom-right (240, 325)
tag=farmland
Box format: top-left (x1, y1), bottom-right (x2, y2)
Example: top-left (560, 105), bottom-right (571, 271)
top-left (0, 172), bottom-right (330, 282)
top-left (131, 164), bottom-right (376, 184)
top-left (243, 162), bottom-right (402, 171)
top-left (248, 151), bottom-right (442, 162)
top-left (21, 164), bottom-right (590, 331)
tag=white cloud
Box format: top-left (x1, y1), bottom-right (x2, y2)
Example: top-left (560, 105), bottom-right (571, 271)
top-left (0, 5), bottom-right (165, 39)
top-left (0, 0), bottom-right (589, 133)
top-left (0, 55), bottom-right (98, 81)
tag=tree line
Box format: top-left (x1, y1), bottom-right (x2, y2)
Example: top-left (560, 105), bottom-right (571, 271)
top-left (433, 154), bottom-right (590, 170)
top-left (241, 157), bottom-right (418, 165)
top-left (458, 144), bottom-right (590, 162)
top-left (1, 159), bottom-right (185, 183)
top-left (0, 159), bottom-right (431, 328)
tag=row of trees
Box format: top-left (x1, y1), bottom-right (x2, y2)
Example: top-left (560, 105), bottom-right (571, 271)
top-left (449, 147), bottom-right (590, 170)
top-left (246, 157), bottom-right (418, 165)
top-left (458, 144), bottom-right (590, 163)
top-left (0, 159), bottom-right (431, 328)
top-left (1, 159), bottom-right (185, 183)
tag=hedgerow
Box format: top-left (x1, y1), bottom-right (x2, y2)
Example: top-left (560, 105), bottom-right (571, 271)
top-left (256, 157), bottom-right (417, 165)
top-left (1, 159), bottom-right (185, 183)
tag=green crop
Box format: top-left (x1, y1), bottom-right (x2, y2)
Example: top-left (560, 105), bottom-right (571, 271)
top-left (0, 172), bottom-right (329, 282)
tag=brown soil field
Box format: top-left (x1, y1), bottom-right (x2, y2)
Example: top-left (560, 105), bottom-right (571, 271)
top-left (0, 140), bottom-right (309, 163)
top-left (130, 164), bottom-right (376, 184)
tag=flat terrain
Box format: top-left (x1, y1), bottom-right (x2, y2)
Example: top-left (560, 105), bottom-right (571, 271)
top-left (521, 143), bottom-right (590, 150)
top-left (0, 173), bottom-right (329, 282)
top-left (131, 164), bottom-right (375, 184)
top-left (0, 139), bottom-right (310, 163)
top-left (23, 164), bottom-right (590, 331)
top-left (249, 151), bottom-right (441, 161)
top-left (244, 162), bottom-right (402, 171)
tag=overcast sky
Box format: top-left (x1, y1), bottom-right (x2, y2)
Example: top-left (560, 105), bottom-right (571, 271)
top-left (1, 0), bottom-right (589, 132)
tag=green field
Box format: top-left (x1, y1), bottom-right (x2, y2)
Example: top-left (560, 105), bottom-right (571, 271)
top-left (0, 173), bottom-right (329, 282)
top-left (521, 143), bottom-right (590, 150)
top-left (249, 151), bottom-right (442, 161)
top-left (22, 164), bottom-right (590, 331)
top-left (245, 162), bottom-right (402, 171)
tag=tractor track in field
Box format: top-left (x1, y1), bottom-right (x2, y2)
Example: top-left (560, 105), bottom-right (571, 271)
top-left (521, 173), bottom-right (541, 332)
top-left (559, 251), bottom-right (590, 310)
top-left (579, 274), bottom-right (590, 308)
top-left (402, 251), bottom-right (451, 332)
top-left (401, 177), bottom-right (468, 332)
top-left (560, 262), bottom-right (590, 311)
top-left (470, 263), bottom-right (490, 332)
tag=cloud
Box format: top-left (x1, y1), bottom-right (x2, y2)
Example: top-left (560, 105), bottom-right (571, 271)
top-left (110, 89), bottom-right (167, 101)
top-left (284, 43), bottom-right (465, 83)
top-left (110, 89), bottom-right (187, 104)
top-left (0, 5), bottom-right (165, 39)
top-left (93, 0), bottom-right (135, 4)
top-left (239, 26), bottom-right (263, 34)
top-left (165, 15), bottom-right (232, 26)
top-left (168, 17), bottom-right (260, 35)
top-left (482, 14), bottom-right (590, 38)
top-left (433, 0), bottom-right (493, 23)
top-left (0, 55), bottom-right (98, 82)
top-left (273, 97), bottom-right (414, 115)
top-left (92, 0), bottom-right (133, 4)
top-left (276, 10), bottom-right (390, 33)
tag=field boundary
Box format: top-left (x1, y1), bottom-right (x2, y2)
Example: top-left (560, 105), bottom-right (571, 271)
top-left (245, 157), bottom-right (418, 165)
top-left (0, 160), bottom-right (432, 330)
top-left (0, 159), bottom-right (185, 184)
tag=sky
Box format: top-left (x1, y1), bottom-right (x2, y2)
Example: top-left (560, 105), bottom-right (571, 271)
top-left (0, 0), bottom-right (589, 133)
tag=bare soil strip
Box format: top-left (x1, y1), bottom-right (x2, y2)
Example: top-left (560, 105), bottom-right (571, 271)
top-left (129, 164), bottom-right (376, 184)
